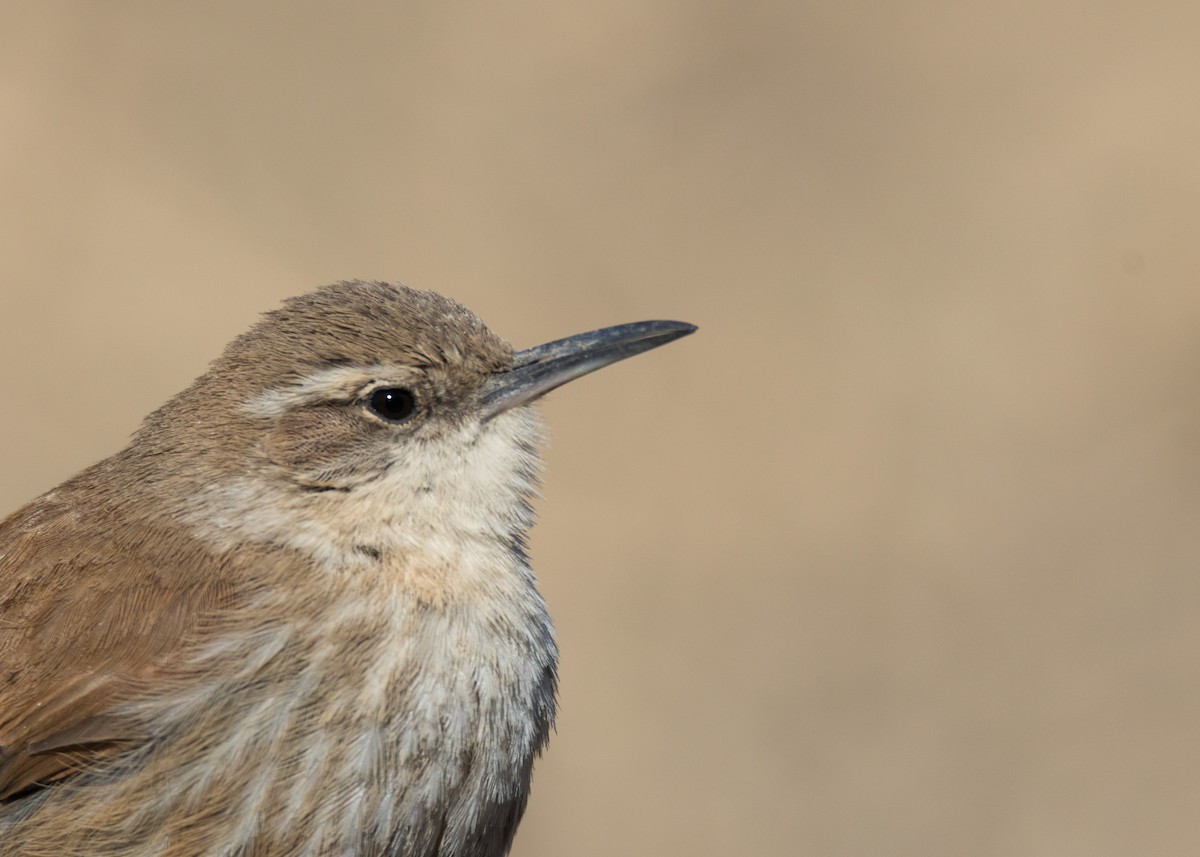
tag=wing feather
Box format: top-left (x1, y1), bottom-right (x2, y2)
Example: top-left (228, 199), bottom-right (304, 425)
top-left (0, 490), bottom-right (241, 801)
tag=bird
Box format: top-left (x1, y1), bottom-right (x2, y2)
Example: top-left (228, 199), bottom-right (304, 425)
top-left (0, 281), bottom-right (695, 856)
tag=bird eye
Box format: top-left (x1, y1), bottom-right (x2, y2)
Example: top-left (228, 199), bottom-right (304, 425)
top-left (367, 387), bottom-right (418, 423)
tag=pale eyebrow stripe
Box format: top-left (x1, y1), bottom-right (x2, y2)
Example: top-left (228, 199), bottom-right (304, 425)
top-left (243, 364), bottom-right (396, 417)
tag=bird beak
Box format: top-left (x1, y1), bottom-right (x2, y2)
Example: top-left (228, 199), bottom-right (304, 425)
top-left (480, 320), bottom-right (697, 421)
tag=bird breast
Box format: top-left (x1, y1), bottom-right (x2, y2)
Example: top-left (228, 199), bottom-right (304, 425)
top-left (97, 562), bottom-right (557, 856)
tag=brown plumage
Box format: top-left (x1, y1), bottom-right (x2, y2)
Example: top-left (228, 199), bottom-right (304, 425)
top-left (0, 282), bottom-right (694, 856)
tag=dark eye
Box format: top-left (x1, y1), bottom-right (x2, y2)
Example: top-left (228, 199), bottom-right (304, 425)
top-left (367, 387), bottom-right (418, 423)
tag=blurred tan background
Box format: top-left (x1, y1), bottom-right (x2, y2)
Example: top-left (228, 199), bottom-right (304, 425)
top-left (4, 2), bottom-right (1200, 855)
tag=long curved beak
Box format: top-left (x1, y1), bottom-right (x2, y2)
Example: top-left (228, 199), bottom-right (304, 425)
top-left (481, 320), bottom-right (697, 421)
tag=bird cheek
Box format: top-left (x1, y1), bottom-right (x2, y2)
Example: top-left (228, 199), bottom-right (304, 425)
top-left (263, 406), bottom-right (379, 482)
